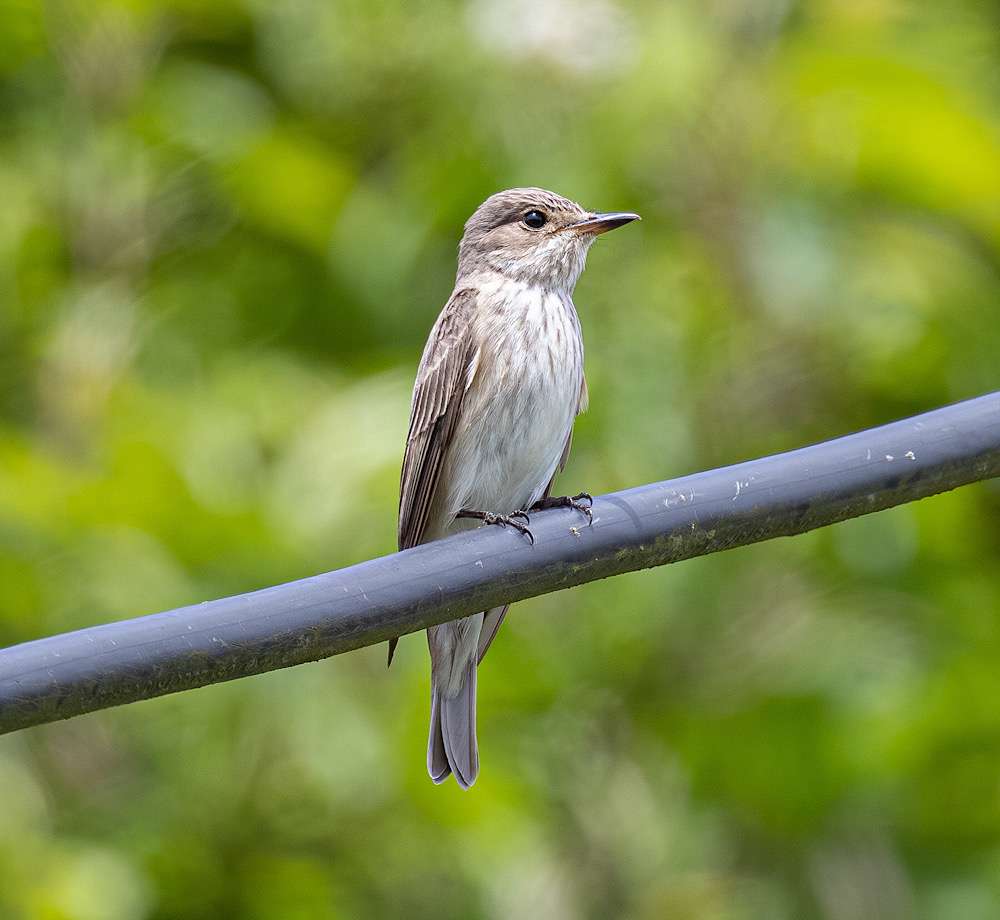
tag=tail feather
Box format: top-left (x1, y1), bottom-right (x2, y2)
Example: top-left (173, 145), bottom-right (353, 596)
top-left (427, 687), bottom-right (451, 784)
top-left (428, 662), bottom-right (479, 789)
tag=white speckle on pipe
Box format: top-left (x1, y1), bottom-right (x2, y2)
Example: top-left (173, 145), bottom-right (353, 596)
top-left (664, 491), bottom-right (688, 508)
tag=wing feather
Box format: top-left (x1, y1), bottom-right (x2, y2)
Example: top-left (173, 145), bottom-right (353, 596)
top-left (398, 288), bottom-right (479, 551)
top-left (389, 289), bottom-right (478, 666)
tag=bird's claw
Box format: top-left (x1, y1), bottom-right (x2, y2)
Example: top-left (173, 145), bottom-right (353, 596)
top-left (492, 512), bottom-right (534, 544)
top-left (572, 500), bottom-right (593, 526)
top-left (570, 493), bottom-right (593, 523)
top-left (529, 492), bottom-right (595, 526)
top-left (457, 508), bottom-right (535, 545)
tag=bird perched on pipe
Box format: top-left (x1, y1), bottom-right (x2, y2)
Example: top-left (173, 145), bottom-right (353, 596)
top-left (393, 188), bottom-right (640, 789)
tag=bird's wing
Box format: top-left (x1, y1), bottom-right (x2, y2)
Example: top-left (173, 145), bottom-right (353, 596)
top-left (389, 289), bottom-right (479, 666)
top-left (398, 287), bottom-right (480, 551)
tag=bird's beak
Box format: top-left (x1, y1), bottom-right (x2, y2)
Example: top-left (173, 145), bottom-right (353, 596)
top-left (566, 211), bottom-right (641, 235)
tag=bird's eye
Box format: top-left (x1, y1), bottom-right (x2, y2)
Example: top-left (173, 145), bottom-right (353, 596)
top-left (523, 210), bottom-right (547, 229)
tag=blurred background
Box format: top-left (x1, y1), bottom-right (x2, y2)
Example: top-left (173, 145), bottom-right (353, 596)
top-left (1, 0), bottom-right (999, 917)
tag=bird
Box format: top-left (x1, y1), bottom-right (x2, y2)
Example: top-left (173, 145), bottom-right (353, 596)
top-left (394, 188), bottom-right (639, 789)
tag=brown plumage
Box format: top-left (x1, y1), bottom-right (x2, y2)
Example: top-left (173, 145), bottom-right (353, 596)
top-left (394, 188), bottom-right (639, 788)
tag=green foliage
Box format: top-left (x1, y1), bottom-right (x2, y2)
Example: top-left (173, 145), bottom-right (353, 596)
top-left (1, 1), bottom-right (999, 917)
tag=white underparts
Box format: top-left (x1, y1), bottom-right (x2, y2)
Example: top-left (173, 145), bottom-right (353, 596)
top-left (438, 276), bottom-right (584, 528)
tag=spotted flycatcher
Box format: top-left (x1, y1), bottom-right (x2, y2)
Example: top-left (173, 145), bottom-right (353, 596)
top-left (394, 188), bottom-right (639, 788)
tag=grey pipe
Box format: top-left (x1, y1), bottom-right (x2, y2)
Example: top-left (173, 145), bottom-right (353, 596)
top-left (1, 392), bottom-right (998, 735)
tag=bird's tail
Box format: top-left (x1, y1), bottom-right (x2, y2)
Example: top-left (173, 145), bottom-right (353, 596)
top-left (427, 660), bottom-right (478, 789)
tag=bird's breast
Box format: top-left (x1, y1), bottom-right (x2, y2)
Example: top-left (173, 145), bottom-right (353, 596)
top-left (441, 283), bottom-right (584, 520)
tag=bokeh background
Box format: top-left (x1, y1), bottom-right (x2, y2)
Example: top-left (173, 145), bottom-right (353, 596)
top-left (1, 1), bottom-right (999, 917)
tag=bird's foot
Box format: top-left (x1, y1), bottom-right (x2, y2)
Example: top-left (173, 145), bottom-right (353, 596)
top-left (456, 508), bottom-right (534, 545)
top-left (530, 492), bottom-right (593, 525)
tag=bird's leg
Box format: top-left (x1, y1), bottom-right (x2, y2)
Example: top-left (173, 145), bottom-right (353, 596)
top-left (529, 492), bottom-right (593, 525)
top-left (456, 508), bottom-right (534, 545)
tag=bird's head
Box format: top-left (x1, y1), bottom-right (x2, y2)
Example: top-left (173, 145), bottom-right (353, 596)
top-left (457, 187), bottom-right (639, 291)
